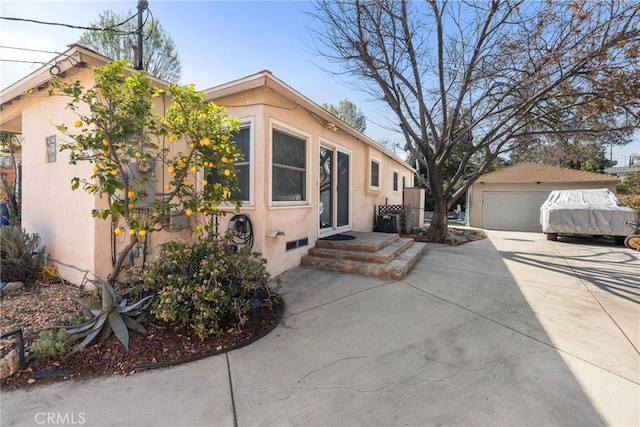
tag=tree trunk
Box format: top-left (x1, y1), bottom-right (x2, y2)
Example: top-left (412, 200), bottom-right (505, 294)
top-left (107, 237), bottom-right (138, 286)
top-left (427, 194), bottom-right (449, 242)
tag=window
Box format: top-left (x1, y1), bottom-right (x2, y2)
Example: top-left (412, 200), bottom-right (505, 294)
top-left (208, 126), bottom-right (250, 201)
top-left (402, 176), bottom-right (407, 189)
top-left (46, 135), bottom-right (56, 163)
top-left (272, 128), bottom-right (307, 202)
top-left (393, 170), bottom-right (399, 192)
top-left (370, 159), bottom-right (380, 188)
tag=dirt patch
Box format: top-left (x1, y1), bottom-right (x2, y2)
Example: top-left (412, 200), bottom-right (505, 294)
top-left (0, 280), bottom-right (282, 390)
top-left (406, 227), bottom-right (487, 245)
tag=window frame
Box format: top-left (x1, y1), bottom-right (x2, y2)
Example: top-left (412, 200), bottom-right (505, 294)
top-left (392, 169), bottom-right (399, 193)
top-left (206, 118), bottom-right (254, 205)
top-left (370, 157), bottom-right (381, 190)
top-left (269, 118), bottom-right (311, 207)
top-left (46, 135), bottom-right (57, 163)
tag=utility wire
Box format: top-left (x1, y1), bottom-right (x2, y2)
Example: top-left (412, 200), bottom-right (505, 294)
top-left (0, 59), bottom-right (47, 65)
top-left (143, 9), bottom-right (155, 42)
top-left (0, 12), bottom-right (139, 35)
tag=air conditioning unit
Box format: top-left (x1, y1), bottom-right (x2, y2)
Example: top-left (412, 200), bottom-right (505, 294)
top-left (375, 214), bottom-right (399, 233)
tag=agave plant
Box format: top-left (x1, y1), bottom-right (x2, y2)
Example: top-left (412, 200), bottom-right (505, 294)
top-left (67, 281), bottom-right (152, 350)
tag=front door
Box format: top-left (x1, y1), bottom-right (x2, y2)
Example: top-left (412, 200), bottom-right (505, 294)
top-left (319, 146), bottom-right (350, 236)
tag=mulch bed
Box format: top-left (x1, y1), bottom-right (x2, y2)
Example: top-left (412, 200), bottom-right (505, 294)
top-left (0, 280), bottom-right (282, 390)
top-left (406, 227), bottom-right (487, 245)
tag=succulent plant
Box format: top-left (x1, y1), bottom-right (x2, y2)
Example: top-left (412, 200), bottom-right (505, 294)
top-left (66, 281), bottom-right (152, 350)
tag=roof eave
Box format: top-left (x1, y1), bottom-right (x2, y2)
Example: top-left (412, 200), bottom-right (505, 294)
top-left (205, 71), bottom-right (414, 172)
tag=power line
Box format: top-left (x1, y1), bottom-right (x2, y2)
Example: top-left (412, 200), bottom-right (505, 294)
top-left (0, 45), bottom-right (64, 55)
top-left (0, 59), bottom-right (47, 65)
top-left (0, 13), bottom-right (139, 35)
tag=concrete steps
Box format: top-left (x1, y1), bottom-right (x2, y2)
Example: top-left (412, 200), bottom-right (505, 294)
top-left (301, 232), bottom-right (428, 280)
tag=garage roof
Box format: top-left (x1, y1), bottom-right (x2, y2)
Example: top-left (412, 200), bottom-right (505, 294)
top-left (478, 162), bottom-right (619, 184)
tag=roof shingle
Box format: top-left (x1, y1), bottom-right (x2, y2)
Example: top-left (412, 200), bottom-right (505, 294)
top-left (478, 162), bottom-right (619, 183)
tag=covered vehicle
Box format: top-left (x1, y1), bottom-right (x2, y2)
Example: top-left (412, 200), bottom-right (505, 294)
top-left (540, 188), bottom-right (637, 244)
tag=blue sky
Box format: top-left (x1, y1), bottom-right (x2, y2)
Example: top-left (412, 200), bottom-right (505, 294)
top-left (1, 0), bottom-right (638, 165)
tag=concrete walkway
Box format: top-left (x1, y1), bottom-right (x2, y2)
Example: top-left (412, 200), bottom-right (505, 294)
top-left (1, 231), bottom-right (638, 426)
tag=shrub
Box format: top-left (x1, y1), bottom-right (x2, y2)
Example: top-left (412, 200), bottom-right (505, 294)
top-left (30, 329), bottom-right (74, 359)
top-left (131, 236), bottom-right (278, 339)
top-left (0, 227), bottom-right (45, 283)
top-left (66, 281), bottom-right (152, 350)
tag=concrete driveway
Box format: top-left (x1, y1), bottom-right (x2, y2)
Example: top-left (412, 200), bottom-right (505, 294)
top-left (1, 231), bottom-right (638, 426)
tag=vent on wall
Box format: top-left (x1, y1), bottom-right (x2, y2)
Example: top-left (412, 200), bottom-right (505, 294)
top-left (286, 237), bottom-right (309, 251)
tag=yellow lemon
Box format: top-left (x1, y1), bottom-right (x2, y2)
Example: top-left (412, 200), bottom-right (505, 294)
top-left (114, 227), bottom-right (123, 235)
top-left (185, 208), bottom-right (193, 216)
top-left (110, 169), bottom-right (118, 176)
top-left (189, 143), bottom-right (195, 149)
top-left (183, 179), bottom-right (191, 186)
top-left (211, 205), bottom-right (218, 212)
top-left (221, 135), bottom-right (228, 141)
top-left (129, 229), bottom-right (136, 236)
top-left (102, 139), bottom-right (109, 147)
top-left (134, 152), bottom-right (142, 159)
top-left (128, 203), bottom-right (135, 210)
top-left (202, 179), bottom-right (208, 186)
top-left (86, 186), bottom-right (95, 193)
top-left (200, 138), bottom-right (210, 146)
top-left (73, 120), bottom-right (82, 128)
top-left (127, 190), bottom-right (135, 199)
top-left (223, 169), bottom-right (231, 176)
top-left (165, 184), bottom-right (172, 191)
top-left (221, 156), bottom-right (228, 163)
top-left (190, 165), bottom-right (197, 172)
top-left (92, 165), bottom-right (99, 174)
top-left (138, 229), bottom-right (147, 237)
top-left (168, 165), bottom-right (175, 174)
top-left (168, 135), bottom-right (176, 143)
top-left (196, 224), bottom-right (203, 231)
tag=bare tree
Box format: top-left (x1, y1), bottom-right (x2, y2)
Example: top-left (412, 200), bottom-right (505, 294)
top-left (311, 0), bottom-right (640, 241)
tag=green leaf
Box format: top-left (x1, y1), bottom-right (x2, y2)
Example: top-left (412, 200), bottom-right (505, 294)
top-left (68, 293), bottom-right (100, 312)
top-left (66, 319), bottom-right (98, 335)
top-left (118, 295), bottom-right (153, 314)
top-left (122, 315), bottom-right (146, 334)
top-left (108, 312), bottom-right (129, 350)
top-left (101, 283), bottom-right (115, 311)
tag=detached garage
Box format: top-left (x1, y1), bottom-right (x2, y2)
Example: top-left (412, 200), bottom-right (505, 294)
top-left (468, 162), bottom-right (620, 232)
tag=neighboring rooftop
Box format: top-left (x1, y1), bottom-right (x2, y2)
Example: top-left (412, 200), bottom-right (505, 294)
top-left (477, 162), bottom-right (619, 183)
top-left (604, 164), bottom-right (640, 177)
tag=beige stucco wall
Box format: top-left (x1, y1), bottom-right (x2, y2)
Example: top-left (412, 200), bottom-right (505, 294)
top-left (5, 72), bottom-right (413, 283)
top-left (468, 181), bottom-right (618, 229)
top-left (8, 69), bottom-right (99, 285)
top-left (210, 86), bottom-right (413, 278)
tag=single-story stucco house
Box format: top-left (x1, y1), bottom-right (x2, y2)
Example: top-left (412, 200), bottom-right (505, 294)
top-left (0, 45), bottom-right (415, 284)
top-left (467, 162), bottom-right (620, 232)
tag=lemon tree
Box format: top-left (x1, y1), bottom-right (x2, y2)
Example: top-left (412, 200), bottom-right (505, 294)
top-left (51, 61), bottom-right (241, 285)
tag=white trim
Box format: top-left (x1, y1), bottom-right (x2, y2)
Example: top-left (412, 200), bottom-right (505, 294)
top-left (268, 118), bottom-right (311, 207)
top-left (237, 116), bottom-right (255, 206)
top-left (392, 169), bottom-right (399, 193)
top-left (370, 156), bottom-right (381, 191)
top-left (318, 138), bottom-right (353, 238)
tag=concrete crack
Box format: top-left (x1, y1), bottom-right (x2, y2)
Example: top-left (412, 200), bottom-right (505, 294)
top-left (258, 349), bottom-right (549, 401)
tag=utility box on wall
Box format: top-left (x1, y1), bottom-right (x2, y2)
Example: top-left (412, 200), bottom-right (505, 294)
top-left (403, 188), bottom-right (425, 229)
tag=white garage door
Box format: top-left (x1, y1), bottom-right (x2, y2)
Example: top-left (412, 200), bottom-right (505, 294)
top-left (482, 191), bottom-right (551, 231)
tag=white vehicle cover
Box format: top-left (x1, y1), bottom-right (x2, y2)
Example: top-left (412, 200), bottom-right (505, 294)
top-left (540, 188), bottom-right (637, 236)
